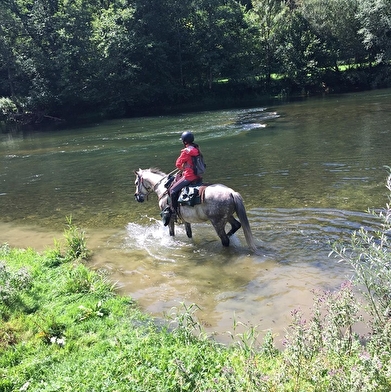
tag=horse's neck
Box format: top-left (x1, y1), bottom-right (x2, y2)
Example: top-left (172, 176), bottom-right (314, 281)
top-left (146, 172), bottom-right (166, 198)
top-left (154, 183), bottom-right (167, 199)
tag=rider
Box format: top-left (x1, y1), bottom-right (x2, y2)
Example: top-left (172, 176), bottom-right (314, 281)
top-left (162, 131), bottom-right (203, 226)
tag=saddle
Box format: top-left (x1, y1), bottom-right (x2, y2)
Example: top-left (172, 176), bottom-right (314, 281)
top-left (178, 185), bottom-right (202, 206)
top-left (164, 175), bottom-right (207, 207)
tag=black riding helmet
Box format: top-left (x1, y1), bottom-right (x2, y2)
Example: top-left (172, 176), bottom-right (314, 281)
top-left (181, 131), bottom-right (194, 144)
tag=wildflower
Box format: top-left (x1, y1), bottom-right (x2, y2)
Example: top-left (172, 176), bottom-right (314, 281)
top-left (359, 351), bottom-right (371, 361)
top-left (20, 381), bottom-right (30, 391)
top-left (57, 337), bottom-right (66, 347)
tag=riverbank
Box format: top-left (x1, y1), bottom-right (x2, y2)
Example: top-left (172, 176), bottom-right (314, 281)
top-left (1, 222), bottom-right (391, 391)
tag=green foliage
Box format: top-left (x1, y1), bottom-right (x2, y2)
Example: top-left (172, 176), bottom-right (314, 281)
top-left (275, 10), bottom-right (327, 91)
top-left (42, 217), bottom-right (90, 267)
top-left (3, 189), bottom-right (391, 391)
top-left (42, 239), bottom-right (66, 267)
top-left (34, 315), bottom-right (67, 346)
top-left (0, 257), bottom-right (32, 318)
top-left (357, 0), bottom-right (391, 63)
top-left (247, 0), bottom-right (288, 85)
top-left (166, 302), bottom-right (206, 343)
top-left (63, 216), bottom-right (89, 261)
top-left (2, 0), bottom-right (390, 125)
top-left (332, 168), bottom-right (391, 352)
top-left (225, 315), bottom-right (264, 356)
top-left (62, 263), bottom-right (114, 296)
top-left (282, 282), bottom-right (365, 390)
top-left (77, 300), bottom-right (109, 322)
top-left (300, 0), bottom-right (366, 65)
top-left (0, 97), bottom-right (17, 121)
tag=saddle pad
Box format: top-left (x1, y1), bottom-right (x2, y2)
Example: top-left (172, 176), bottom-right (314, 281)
top-left (178, 185), bottom-right (201, 206)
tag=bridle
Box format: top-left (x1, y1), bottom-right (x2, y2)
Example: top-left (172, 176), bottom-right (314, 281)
top-left (134, 173), bottom-right (153, 202)
top-left (134, 169), bottom-right (178, 203)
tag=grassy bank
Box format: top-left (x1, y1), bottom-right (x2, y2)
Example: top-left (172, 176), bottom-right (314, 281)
top-left (1, 210), bottom-right (391, 391)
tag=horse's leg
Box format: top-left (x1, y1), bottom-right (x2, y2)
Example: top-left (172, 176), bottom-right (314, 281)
top-left (210, 219), bottom-right (230, 247)
top-left (184, 222), bottom-right (192, 238)
top-left (227, 216), bottom-right (241, 237)
top-left (168, 220), bottom-right (175, 236)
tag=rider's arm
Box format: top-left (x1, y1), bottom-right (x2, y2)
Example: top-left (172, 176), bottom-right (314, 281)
top-left (175, 149), bottom-right (188, 170)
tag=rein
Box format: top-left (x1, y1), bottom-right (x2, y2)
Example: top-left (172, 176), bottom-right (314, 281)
top-left (152, 168), bottom-right (179, 192)
top-left (138, 168), bottom-right (179, 200)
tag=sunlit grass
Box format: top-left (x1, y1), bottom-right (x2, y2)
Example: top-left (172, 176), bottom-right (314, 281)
top-left (2, 199), bottom-right (391, 391)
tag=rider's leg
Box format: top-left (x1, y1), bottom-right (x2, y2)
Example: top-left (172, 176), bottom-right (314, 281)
top-left (170, 177), bottom-right (191, 213)
top-left (162, 177), bottom-right (190, 226)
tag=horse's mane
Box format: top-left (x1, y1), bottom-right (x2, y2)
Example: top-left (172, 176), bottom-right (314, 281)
top-left (148, 168), bottom-right (167, 177)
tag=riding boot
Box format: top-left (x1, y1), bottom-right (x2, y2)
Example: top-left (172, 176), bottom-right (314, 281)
top-left (161, 206), bottom-right (172, 226)
top-left (171, 200), bottom-right (179, 223)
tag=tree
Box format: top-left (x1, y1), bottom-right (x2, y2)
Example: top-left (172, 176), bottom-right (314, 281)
top-left (246, 0), bottom-right (288, 88)
top-left (356, 0), bottom-right (391, 64)
top-left (91, 0), bottom-right (139, 116)
top-left (132, 0), bottom-right (251, 100)
top-left (275, 10), bottom-right (327, 92)
top-left (190, 0), bottom-right (251, 89)
top-left (24, 0), bottom-right (100, 115)
top-left (0, 0), bottom-right (102, 117)
top-left (1, 0), bottom-right (389, 125)
top-left (0, 3), bottom-right (18, 99)
top-left (131, 0), bottom-right (195, 103)
top-left (299, 0), bottom-right (366, 67)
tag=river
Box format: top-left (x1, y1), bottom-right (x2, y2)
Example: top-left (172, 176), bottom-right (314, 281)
top-left (1, 88), bottom-right (391, 346)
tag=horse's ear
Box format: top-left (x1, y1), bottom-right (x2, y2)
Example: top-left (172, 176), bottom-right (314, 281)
top-left (134, 169), bottom-right (140, 175)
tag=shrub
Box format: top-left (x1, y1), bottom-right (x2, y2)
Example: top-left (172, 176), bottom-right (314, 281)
top-left (332, 168), bottom-right (391, 348)
top-left (0, 259), bottom-right (32, 318)
top-left (63, 216), bottom-right (90, 261)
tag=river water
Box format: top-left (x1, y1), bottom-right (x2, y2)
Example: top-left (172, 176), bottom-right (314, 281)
top-left (1, 89), bottom-right (391, 345)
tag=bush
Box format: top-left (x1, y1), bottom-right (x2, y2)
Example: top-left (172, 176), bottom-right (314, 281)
top-left (332, 168), bottom-right (391, 341)
top-left (0, 255), bottom-right (32, 318)
top-left (63, 216), bottom-right (90, 261)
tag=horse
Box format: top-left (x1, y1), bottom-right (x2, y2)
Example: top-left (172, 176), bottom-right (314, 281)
top-left (134, 168), bottom-right (258, 252)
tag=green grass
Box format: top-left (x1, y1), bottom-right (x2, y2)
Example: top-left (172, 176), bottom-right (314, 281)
top-left (1, 211), bottom-right (391, 391)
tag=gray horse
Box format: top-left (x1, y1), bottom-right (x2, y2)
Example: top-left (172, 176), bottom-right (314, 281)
top-left (134, 168), bottom-right (257, 252)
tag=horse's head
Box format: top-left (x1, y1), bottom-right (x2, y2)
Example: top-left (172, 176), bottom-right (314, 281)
top-left (134, 168), bottom-right (167, 202)
top-left (134, 169), bottom-right (150, 203)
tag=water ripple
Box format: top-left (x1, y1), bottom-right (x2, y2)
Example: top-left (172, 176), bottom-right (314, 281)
top-left (249, 207), bottom-right (380, 264)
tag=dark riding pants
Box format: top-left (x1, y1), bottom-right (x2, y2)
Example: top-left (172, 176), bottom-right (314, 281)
top-left (170, 177), bottom-right (191, 210)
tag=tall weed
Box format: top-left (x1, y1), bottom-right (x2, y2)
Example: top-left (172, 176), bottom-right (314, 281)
top-left (0, 259), bottom-right (32, 318)
top-left (282, 282), bottom-right (362, 389)
top-left (63, 216), bottom-right (89, 261)
top-left (332, 168), bottom-right (391, 352)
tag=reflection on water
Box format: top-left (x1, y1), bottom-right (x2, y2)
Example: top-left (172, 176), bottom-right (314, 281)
top-left (1, 89), bottom-right (391, 345)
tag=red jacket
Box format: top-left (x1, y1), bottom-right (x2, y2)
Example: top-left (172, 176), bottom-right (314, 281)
top-left (175, 145), bottom-right (200, 181)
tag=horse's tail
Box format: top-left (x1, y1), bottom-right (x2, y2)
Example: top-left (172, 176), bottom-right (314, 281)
top-left (232, 192), bottom-right (257, 252)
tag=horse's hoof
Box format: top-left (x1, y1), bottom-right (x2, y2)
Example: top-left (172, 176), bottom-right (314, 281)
top-left (222, 239), bottom-right (230, 247)
top-left (163, 217), bottom-right (170, 226)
